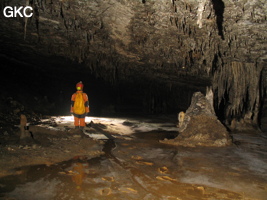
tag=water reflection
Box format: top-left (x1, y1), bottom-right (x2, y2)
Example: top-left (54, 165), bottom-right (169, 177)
top-left (71, 162), bottom-right (87, 190)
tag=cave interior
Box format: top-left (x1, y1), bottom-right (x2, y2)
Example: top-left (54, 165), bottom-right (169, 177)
top-left (0, 0), bottom-right (267, 199)
top-left (0, 0), bottom-right (266, 127)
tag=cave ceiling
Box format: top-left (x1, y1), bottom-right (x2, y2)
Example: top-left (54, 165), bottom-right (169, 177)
top-left (0, 0), bottom-right (266, 87)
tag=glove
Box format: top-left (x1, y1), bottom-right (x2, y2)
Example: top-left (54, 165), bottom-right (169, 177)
top-left (70, 107), bottom-right (73, 114)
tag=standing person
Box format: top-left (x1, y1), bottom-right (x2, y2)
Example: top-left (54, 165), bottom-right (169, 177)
top-left (70, 81), bottom-right (90, 130)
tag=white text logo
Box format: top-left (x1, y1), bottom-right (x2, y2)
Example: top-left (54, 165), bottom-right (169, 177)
top-left (3, 6), bottom-right (33, 18)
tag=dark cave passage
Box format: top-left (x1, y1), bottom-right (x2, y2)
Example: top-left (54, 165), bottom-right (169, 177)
top-left (0, 52), bottom-right (206, 119)
top-left (1, 50), bottom-right (265, 135)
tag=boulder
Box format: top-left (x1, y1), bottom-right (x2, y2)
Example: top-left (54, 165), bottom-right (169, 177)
top-left (161, 90), bottom-right (232, 147)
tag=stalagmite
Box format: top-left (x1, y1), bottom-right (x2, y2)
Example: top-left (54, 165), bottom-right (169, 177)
top-left (177, 111), bottom-right (185, 128)
top-left (20, 114), bottom-right (28, 139)
top-left (161, 90), bottom-right (232, 147)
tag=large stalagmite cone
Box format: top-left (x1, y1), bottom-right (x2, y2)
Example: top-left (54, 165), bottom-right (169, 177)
top-left (161, 89), bottom-right (232, 147)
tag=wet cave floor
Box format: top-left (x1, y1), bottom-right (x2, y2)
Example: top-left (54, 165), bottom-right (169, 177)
top-left (0, 115), bottom-right (267, 200)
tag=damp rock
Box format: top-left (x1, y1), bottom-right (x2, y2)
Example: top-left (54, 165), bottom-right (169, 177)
top-left (161, 91), bottom-right (232, 147)
top-left (73, 134), bottom-right (82, 138)
top-left (69, 128), bottom-right (83, 135)
top-left (100, 188), bottom-right (112, 196)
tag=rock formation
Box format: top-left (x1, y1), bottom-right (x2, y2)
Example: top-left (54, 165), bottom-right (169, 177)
top-left (161, 89), bottom-right (232, 147)
top-left (19, 113), bottom-right (35, 144)
top-left (20, 114), bottom-right (28, 138)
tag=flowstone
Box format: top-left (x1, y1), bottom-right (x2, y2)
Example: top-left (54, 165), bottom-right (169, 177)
top-left (161, 91), bottom-right (232, 147)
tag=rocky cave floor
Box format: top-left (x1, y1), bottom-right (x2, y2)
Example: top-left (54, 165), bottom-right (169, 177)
top-left (0, 115), bottom-right (267, 200)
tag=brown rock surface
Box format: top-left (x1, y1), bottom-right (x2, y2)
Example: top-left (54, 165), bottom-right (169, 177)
top-left (0, 125), bottom-right (104, 178)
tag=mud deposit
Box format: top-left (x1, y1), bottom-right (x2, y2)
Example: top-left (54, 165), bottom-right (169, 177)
top-left (0, 116), bottom-right (267, 200)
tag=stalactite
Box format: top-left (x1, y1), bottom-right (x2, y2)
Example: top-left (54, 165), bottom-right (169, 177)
top-left (24, 0), bottom-right (30, 40)
top-left (60, 1), bottom-right (64, 18)
top-left (213, 61), bottom-right (263, 124)
top-left (197, 0), bottom-right (208, 28)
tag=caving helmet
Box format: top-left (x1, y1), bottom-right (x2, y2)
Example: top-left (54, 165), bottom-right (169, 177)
top-left (76, 81), bottom-right (84, 91)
